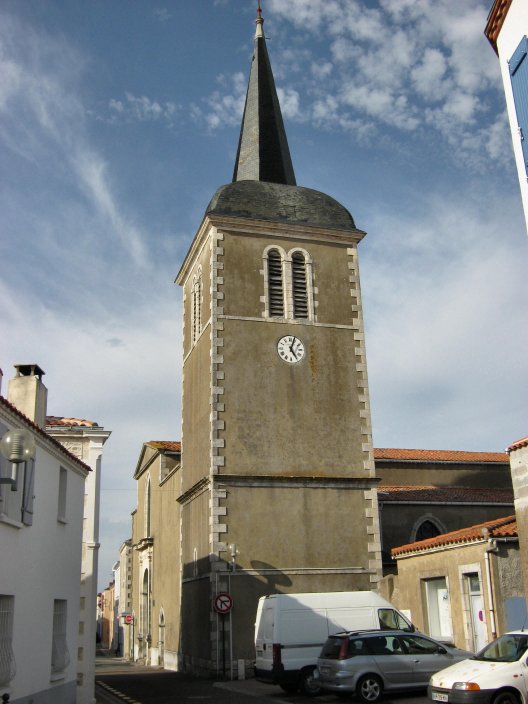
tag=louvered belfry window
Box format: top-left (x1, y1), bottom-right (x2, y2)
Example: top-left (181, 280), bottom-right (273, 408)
top-left (292, 252), bottom-right (308, 319)
top-left (267, 249), bottom-right (284, 317)
top-left (0, 595), bottom-right (15, 686)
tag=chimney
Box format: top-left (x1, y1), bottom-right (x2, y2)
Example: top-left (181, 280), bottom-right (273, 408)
top-left (7, 364), bottom-right (48, 428)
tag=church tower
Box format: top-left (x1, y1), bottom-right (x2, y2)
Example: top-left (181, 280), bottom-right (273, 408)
top-left (175, 4), bottom-right (381, 677)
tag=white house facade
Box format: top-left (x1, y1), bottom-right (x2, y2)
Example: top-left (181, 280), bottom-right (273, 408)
top-left (46, 417), bottom-right (110, 704)
top-left (486, 0), bottom-right (528, 235)
top-left (0, 365), bottom-right (90, 704)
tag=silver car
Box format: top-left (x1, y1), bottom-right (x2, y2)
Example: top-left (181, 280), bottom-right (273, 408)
top-left (317, 630), bottom-right (472, 703)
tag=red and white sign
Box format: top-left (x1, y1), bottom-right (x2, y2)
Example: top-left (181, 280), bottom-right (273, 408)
top-left (213, 592), bottom-right (233, 614)
top-left (124, 614), bottom-right (133, 625)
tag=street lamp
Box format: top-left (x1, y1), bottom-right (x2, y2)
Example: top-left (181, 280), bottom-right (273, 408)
top-left (0, 428), bottom-right (36, 491)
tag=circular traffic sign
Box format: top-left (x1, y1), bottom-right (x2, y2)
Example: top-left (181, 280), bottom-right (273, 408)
top-left (213, 592), bottom-right (233, 614)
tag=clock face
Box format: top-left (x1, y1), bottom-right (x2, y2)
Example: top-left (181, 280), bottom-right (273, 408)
top-left (277, 335), bottom-right (305, 364)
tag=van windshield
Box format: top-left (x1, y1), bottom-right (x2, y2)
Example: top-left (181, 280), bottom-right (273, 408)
top-left (473, 635), bottom-right (528, 663)
top-left (378, 609), bottom-right (412, 632)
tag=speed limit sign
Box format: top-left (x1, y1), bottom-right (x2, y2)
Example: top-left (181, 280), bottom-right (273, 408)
top-left (213, 592), bottom-right (233, 614)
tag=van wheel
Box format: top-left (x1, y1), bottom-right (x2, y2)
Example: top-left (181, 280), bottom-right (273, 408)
top-left (300, 667), bottom-right (321, 697)
top-left (356, 674), bottom-right (383, 703)
top-left (279, 682), bottom-right (298, 694)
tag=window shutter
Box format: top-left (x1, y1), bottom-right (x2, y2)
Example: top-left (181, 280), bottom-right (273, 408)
top-left (267, 249), bottom-right (284, 317)
top-left (51, 599), bottom-right (70, 673)
top-left (21, 458), bottom-right (35, 526)
top-left (509, 37), bottom-right (528, 175)
top-left (292, 252), bottom-right (308, 319)
top-left (0, 595), bottom-right (16, 686)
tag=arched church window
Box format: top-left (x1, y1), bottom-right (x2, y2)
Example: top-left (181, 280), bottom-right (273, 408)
top-left (267, 248), bottom-right (284, 317)
top-left (415, 519), bottom-right (441, 542)
top-left (291, 251), bottom-right (309, 319)
top-left (191, 270), bottom-right (202, 344)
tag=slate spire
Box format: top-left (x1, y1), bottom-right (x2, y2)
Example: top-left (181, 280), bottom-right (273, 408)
top-left (232, 1), bottom-right (296, 185)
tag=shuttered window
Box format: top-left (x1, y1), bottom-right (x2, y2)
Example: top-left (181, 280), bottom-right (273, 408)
top-left (267, 249), bottom-right (284, 317)
top-left (51, 599), bottom-right (70, 674)
top-left (21, 458), bottom-right (35, 526)
top-left (509, 37), bottom-right (528, 176)
top-left (57, 467), bottom-right (67, 522)
top-left (292, 251), bottom-right (308, 319)
top-left (0, 595), bottom-right (15, 686)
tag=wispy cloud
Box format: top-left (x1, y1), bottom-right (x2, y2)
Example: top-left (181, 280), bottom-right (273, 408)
top-left (153, 7), bottom-right (172, 23)
top-left (108, 92), bottom-right (178, 125)
top-left (0, 12), bottom-right (150, 268)
top-left (261, 0), bottom-right (507, 168)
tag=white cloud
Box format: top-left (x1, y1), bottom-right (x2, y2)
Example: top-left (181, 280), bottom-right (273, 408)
top-left (362, 191), bottom-right (528, 451)
top-left (411, 48), bottom-right (449, 101)
top-left (153, 7), bottom-right (172, 23)
top-left (265, 0), bottom-right (505, 169)
top-left (311, 61), bottom-right (332, 80)
top-left (276, 87), bottom-right (301, 120)
top-left (0, 13), bottom-right (150, 267)
top-left (108, 92), bottom-right (178, 125)
top-left (193, 72), bottom-right (246, 131)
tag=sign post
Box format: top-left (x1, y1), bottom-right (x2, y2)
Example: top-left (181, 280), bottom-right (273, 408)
top-left (213, 593), bottom-right (233, 678)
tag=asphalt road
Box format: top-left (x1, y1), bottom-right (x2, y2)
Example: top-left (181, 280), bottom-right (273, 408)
top-left (95, 656), bottom-right (431, 704)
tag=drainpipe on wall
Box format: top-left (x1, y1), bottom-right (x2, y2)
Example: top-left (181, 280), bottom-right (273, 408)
top-left (484, 539), bottom-right (498, 640)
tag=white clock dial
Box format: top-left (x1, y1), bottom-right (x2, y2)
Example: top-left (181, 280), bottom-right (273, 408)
top-left (277, 335), bottom-right (305, 364)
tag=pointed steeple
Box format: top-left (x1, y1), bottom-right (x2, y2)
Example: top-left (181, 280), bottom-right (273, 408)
top-left (232, 2), bottom-right (296, 185)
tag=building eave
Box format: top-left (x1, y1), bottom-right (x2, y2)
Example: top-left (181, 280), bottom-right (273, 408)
top-left (484, 0), bottom-right (513, 54)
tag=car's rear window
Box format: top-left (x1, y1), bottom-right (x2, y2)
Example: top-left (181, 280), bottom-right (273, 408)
top-left (320, 636), bottom-right (344, 659)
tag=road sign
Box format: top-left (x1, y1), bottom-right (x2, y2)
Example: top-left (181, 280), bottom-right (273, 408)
top-left (124, 614), bottom-right (133, 625)
top-left (213, 592), bottom-right (233, 614)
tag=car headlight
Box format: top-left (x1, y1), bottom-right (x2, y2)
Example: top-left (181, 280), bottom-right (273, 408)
top-left (452, 682), bottom-right (481, 691)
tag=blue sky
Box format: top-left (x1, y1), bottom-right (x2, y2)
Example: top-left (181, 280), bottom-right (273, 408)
top-left (1, 0), bottom-right (527, 590)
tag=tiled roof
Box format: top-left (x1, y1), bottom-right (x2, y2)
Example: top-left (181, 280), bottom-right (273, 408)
top-left (374, 448), bottom-right (508, 464)
top-left (146, 441), bottom-right (181, 452)
top-left (508, 436), bottom-right (528, 452)
top-left (0, 397), bottom-right (91, 473)
top-left (378, 486), bottom-right (513, 504)
top-left (392, 515), bottom-right (517, 557)
top-left (46, 416), bottom-right (99, 427)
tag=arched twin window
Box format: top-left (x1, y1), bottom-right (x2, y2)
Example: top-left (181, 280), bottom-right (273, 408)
top-left (191, 269), bottom-right (202, 345)
top-left (265, 247), bottom-right (313, 320)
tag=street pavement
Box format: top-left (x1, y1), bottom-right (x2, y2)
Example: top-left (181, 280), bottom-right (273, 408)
top-left (95, 655), bottom-right (431, 704)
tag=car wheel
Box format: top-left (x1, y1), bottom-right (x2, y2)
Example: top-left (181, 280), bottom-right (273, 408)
top-left (279, 682), bottom-right (298, 694)
top-left (356, 674), bottom-right (383, 703)
top-left (492, 691), bottom-right (521, 704)
top-left (299, 667), bottom-right (321, 697)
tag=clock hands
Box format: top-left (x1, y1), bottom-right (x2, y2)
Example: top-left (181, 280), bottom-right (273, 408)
top-left (289, 336), bottom-right (298, 360)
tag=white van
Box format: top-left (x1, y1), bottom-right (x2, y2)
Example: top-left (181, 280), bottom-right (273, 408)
top-left (254, 591), bottom-right (414, 696)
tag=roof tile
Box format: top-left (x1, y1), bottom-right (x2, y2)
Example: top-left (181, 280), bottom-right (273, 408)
top-left (392, 515), bottom-right (517, 557)
top-left (379, 486), bottom-right (513, 503)
top-left (374, 448), bottom-right (508, 463)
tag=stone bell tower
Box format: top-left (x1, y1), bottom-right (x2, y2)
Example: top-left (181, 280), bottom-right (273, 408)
top-left (175, 2), bottom-right (381, 676)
